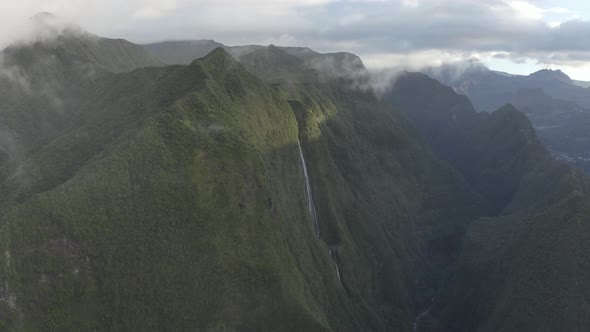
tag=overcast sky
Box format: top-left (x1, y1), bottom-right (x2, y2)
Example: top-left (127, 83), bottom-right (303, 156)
top-left (2, 0), bottom-right (590, 79)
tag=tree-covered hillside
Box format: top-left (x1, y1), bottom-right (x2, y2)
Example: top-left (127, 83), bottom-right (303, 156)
top-left (2, 23), bottom-right (590, 332)
top-left (0, 34), bottom-right (486, 331)
top-left (386, 72), bottom-right (590, 331)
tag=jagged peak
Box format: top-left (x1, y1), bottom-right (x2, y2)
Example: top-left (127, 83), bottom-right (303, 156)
top-left (303, 51), bottom-right (369, 82)
top-left (27, 12), bottom-right (80, 33)
top-left (529, 69), bottom-right (573, 84)
top-left (242, 45), bottom-right (303, 65)
top-left (200, 47), bottom-right (234, 62)
top-left (492, 104), bottom-right (535, 131)
top-left (424, 59), bottom-right (491, 84)
top-left (264, 44), bottom-right (297, 58)
top-left (258, 44), bottom-right (294, 56)
top-left (278, 46), bottom-right (319, 59)
top-left (194, 47), bottom-right (241, 73)
top-left (191, 39), bottom-right (218, 45)
top-left (3, 15), bottom-right (159, 74)
top-left (4, 12), bottom-right (92, 49)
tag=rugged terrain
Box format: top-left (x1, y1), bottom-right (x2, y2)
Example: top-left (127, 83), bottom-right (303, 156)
top-left (0, 27), bottom-right (589, 332)
top-left (424, 62), bottom-right (590, 173)
top-left (386, 72), bottom-right (590, 331)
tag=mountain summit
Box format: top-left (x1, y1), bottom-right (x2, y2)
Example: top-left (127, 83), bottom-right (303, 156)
top-left (528, 68), bottom-right (573, 84)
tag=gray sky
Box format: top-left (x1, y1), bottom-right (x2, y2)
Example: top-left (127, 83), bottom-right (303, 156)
top-left (3, 0), bottom-right (590, 79)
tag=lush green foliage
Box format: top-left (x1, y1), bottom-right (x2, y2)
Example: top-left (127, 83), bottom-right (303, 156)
top-left (0, 39), bottom-right (489, 331)
top-left (4, 31), bottom-right (590, 332)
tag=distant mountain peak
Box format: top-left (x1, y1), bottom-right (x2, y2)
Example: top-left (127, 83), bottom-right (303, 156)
top-left (529, 69), bottom-right (572, 84)
top-left (27, 11), bottom-right (61, 36)
top-left (16, 11), bottom-right (93, 47)
top-left (496, 103), bottom-right (521, 114)
top-left (28, 11), bottom-right (67, 31)
top-left (198, 47), bottom-right (239, 70)
top-left (422, 59), bottom-right (491, 85)
top-left (191, 39), bottom-right (217, 44)
top-left (202, 46), bottom-right (232, 59)
top-left (2, 19), bottom-right (161, 75)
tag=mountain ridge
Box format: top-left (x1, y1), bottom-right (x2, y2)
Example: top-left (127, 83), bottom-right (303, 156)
top-left (1, 25), bottom-right (590, 332)
top-left (384, 71), bottom-right (590, 331)
top-left (0, 32), bottom-right (485, 331)
top-left (423, 61), bottom-right (590, 174)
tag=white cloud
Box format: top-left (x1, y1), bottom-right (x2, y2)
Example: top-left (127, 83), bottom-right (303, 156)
top-left (263, 33), bottom-right (299, 46)
top-left (361, 49), bottom-right (471, 70)
top-left (506, 1), bottom-right (545, 20)
top-left (339, 14), bottom-right (365, 26)
top-left (402, 0), bottom-right (418, 8)
top-left (2, 0), bottom-right (590, 78)
top-left (133, 0), bottom-right (178, 19)
top-left (504, 1), bottom-right (572, 21)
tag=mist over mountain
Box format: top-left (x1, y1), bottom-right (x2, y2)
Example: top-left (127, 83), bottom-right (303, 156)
top-left (144, 40), bottom-right (369, 84)
top-left (1, 12), bottom-right (590, 332)
top-left (384, 72), bottom-right (590, 331)
top-left (422, 60), bottom-right (590, 174)
top-left (423, 61), bottom-right (590, 111)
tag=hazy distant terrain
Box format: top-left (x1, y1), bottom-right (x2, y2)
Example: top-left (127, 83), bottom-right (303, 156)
top-left (424, 62), bottom-right (590, 173)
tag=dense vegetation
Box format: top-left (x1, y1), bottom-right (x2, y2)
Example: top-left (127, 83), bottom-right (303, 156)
top-left (386, 72), bottom-right (590, 331)
top-left (1, 25), bottom-right (590, 332)
top-left (0, 32), bottom-right (487, 331)
top-left (425, 63), bottom-right (590, 174)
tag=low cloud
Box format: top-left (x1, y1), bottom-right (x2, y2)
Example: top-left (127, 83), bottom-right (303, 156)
top-left (1, 0), bottom-right (590, 75)
top-left (0, 55), bottom-right (30, 91)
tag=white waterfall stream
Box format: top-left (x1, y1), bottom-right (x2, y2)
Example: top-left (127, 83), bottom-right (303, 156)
top-left (330, 249), bottom-right (342, 283)
top-left (297, 139), bottom-right (320, 237)
top-left (413, 297), bottom-right (435, 331)
top-left (297, 139), bottom-right (342, 284)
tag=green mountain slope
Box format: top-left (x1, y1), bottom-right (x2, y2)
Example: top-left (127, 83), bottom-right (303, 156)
top-left (0, 29), bottom-right (163, 191)
top-left (0, 29), bottom-right (162, 154)
top-left (232, 47), bottom-right (496, 327)
top-left (386, 73), bottom-right (571, 214)
top-left (424, 62), bottom-right (590, 174)
top-left (0, 35), bottom-right (492, 331)
top-left (3, 30), bottom-right (162, 76)
top-left (0, 47), bottom-right (351, 331)
top-left (4, 25), bottom-right (590, 332)
top-left (435, 189), bottom-right (590, 332)
top-left (143, 40), bottom-right (225, 65)
top-left (237, 45), bottom-right (318, 83)
top-left (385, 72), bottom-right (590, 331)
top-left (143, 40), bottom-right (369, 83)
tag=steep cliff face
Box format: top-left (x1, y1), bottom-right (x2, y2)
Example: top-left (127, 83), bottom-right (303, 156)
top-left (0, 29), bottom-right (162, 186)
top-left (424, 62), bottom-right (590, 174)
top-left (4, 25), bottom-right (590, 332)
top-left (386, 73), bottom-right (572, 214)
top-left (0, 47), bottom-right (346, 331)
top-left (0, 36), bottom-right (488, 331)
top-left (385, 72), bottom-right (590, 332)
top-left (434, 189), bottom-right (590, 332)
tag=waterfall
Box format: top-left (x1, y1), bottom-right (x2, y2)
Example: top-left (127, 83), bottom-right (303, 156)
top-left (297, 139), bottom-right (343, 285)
top-left (297, 139), bottom-right (320, 237)
top-left (330, 249), bottom-right (342, 283)
top-left (413, 297), bottom-right (435, 331)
